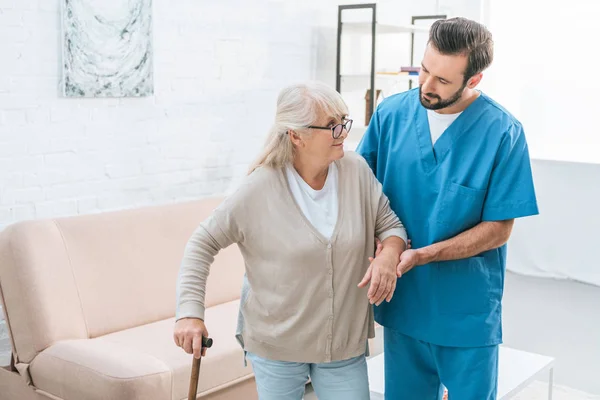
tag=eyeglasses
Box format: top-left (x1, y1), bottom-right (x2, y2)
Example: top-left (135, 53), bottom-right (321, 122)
top-left (307, 119), bottom-right (353, 139)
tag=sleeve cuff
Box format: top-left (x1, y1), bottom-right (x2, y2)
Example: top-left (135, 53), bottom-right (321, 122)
top-left (176, 301), bottom-right (206, 322)
top-left (377, 227), bottom-right (408, 245)
top-left (482, 202), bottom-right (540, 221)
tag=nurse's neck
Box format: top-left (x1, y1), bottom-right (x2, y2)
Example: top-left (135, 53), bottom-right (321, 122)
top-left (435, 88), bottom-right (480, 115)
top-left (293, 155), bottom-right (329, 191)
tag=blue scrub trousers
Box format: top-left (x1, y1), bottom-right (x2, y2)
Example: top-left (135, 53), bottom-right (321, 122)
top-left (246, 352), bottom-right (370, 400)
top-left (384, 327), bottom-right (499, 400)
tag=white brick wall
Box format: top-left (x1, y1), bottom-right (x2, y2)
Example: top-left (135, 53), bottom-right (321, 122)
top-left (0, 0), bottom-right (340, 335)
top-left (0, 0), bottom-right (483, 229)
top-left (0, 0), bottom-right (338, 231)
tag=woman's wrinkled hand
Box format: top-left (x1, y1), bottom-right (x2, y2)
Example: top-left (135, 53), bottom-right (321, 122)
top-left (358, 252), bottom-right (399, 306)
top-left (358, 237), bottom-right (412, 305)
top-left (173, 318), bottom-right (209, 359)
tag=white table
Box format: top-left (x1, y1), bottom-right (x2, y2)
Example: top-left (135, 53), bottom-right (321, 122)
top-left (496, 346), bottom-right (555, 399)
top-left (305, 346), bottom-right (555, 399)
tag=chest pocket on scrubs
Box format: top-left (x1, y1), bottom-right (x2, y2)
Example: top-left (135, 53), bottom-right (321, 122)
top-left (436, 182), bottom-right (486, 235)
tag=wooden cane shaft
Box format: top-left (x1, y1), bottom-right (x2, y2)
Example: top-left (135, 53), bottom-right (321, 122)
top-left (188, 356), bottom-right (201, 400)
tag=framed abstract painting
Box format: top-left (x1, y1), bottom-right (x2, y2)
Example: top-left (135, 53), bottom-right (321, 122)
top-left (61, 0), bottom-right (154, 97)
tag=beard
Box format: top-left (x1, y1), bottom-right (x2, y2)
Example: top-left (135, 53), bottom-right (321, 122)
top-left (419, 83), bottom-right (466, 110)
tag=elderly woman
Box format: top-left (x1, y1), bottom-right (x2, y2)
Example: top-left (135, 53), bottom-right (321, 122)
top-left (174, 81), bottom-right (407, 400)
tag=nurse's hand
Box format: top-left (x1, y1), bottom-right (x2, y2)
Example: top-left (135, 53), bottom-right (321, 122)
top-left (396, 249), bottom-right (420, 277)
top-left (358, 252), bottom-right (398, 306)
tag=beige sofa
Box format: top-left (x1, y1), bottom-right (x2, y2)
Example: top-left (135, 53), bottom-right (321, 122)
top-left (0, 198), bottom-right (257, 400)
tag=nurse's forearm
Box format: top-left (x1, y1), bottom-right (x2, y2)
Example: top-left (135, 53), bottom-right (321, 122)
top-left (416, 220), bottom-right (514, 264)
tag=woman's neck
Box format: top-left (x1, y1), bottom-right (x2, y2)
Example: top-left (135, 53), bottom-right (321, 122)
top-left (292, 155), bottom-right (330, 190)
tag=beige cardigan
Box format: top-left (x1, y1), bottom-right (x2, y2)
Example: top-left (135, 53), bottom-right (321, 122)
top-left (176, 151), bottom-right (406, 363)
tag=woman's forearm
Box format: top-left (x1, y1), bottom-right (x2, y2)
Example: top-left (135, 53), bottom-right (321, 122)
top-left (379, 236), bottom-right (406, 265)
top-left (176, 225), bottom-right (222, 321)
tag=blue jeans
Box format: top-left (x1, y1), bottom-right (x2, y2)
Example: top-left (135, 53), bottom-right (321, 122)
top-left (246, 352), bottom-right (370, 400)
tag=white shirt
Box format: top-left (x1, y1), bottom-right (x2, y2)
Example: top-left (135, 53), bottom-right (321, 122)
top-left (285, 163), bottom-right (338, 240)
top-left (427, 109), bottom-right (462, 145)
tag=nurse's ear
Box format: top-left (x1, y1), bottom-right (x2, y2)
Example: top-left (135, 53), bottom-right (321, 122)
top-left (467, 72), bottom-right (483, 89)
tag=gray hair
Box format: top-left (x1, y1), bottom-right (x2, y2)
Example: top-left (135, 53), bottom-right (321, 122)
top-left (248, 81), bottom-right (349, 174)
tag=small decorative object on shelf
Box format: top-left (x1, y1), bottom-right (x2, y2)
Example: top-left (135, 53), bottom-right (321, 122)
top-left (364, 89), bottom-right (383, 125)
top-left (400, 66), bottom-right (421, 75)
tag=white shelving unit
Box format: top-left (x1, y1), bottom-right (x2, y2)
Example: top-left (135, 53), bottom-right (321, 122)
top-left (336, 6), bottom-right (446, 142)
top-left (341, 22), bottom-right (430, 35)
top-left (340, 73), bottom-right (419, 90)
top-left (342, 73), bottom-right (419, 142)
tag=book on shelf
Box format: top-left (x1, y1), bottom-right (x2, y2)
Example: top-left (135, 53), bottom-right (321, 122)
top-left (375, 67), bottom-right (421, 76)
top-left (400, 66), bottom-right (421, 75)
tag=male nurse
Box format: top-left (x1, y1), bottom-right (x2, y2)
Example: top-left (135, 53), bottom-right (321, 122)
top-left (357, 17), bottom-right (539, 400)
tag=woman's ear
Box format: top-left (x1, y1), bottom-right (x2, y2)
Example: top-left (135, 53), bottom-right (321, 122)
top-left (288, 130), bottom-right (304, 147)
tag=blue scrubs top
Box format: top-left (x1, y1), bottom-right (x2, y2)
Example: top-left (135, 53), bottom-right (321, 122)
top-left (356, 89), bottom-right (539, 348)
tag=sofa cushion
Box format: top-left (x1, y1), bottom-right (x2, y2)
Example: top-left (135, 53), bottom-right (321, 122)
top-left (29, 300), bottom-right (253, 400)
top-left (46, 198), bottom-right (244, 339)
top-left (0, 221), bottom-right (89, 363)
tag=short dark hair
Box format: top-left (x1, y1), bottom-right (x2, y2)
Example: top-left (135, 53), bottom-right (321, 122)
top-left (428, 17), bottom-right (494, 81)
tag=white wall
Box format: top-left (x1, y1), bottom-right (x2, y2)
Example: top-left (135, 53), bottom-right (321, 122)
top-left (485, 0), bottom-right (600, 164)
top-left (0, 0), bottom-right (334, 232)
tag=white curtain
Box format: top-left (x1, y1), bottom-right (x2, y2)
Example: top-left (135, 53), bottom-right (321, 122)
top-left (508, 160), bottom-right (600, 287)
top-left (486, 0), bottom-right (600, 286)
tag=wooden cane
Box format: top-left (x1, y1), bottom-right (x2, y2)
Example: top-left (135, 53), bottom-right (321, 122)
top-left (187, 336), bottom-right (213, 400)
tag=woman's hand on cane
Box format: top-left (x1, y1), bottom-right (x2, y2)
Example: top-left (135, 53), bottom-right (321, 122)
top-left (174, 318), bottom-right (209, 359)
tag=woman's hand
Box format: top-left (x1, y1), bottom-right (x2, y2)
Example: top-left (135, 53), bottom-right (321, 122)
top-left (174, 318), bottom-right (209, 359)
top-left (358, 251), bottom-right (399, 305)
top-left (358, 237), bottom-right (412, 305)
